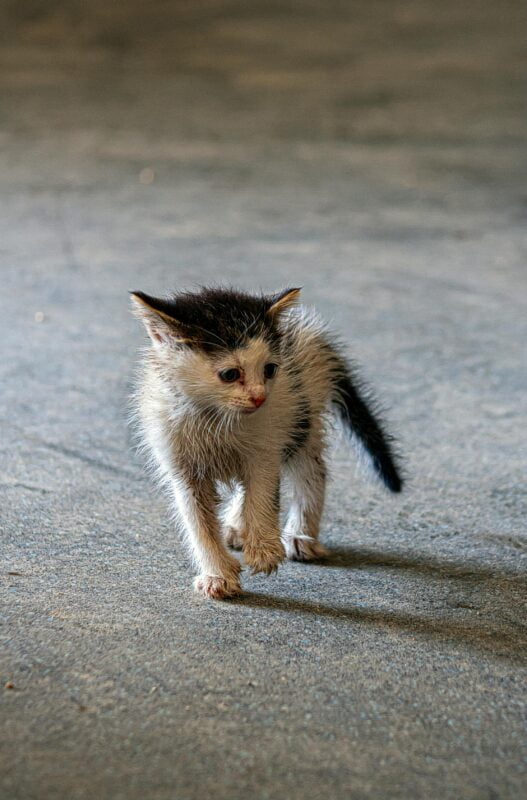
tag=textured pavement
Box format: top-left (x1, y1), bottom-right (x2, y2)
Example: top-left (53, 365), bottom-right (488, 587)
top-left (1, 2), bottom-right (526, 798)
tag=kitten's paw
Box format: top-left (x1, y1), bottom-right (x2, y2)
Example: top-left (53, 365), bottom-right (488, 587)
top-left (193, 574), bottom-right (242, 600)
top-left (244, 539), bottom-right (286, 576)
top-left (284, 536), bottom-right (328, 562)
top-left (225, 526), bottom-right (244, 551)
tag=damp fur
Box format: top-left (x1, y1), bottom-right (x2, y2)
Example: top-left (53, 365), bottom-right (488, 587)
top-left (130, 286), bottom-right (403, 599)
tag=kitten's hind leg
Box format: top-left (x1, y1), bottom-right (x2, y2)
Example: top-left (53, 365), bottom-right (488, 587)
top-left (171, 475), bottom-right (242, 599)
top-left (222, 483), bottom-right (245, 550)
top-left (283, 448), bottom-right (328, 562)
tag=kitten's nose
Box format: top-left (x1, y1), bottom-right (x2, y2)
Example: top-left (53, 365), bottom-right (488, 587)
top-left (251, 395), bottom-right (266, 408)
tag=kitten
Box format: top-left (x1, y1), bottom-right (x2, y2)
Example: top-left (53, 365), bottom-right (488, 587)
top-left (130, 286), bottom-right (402, 600)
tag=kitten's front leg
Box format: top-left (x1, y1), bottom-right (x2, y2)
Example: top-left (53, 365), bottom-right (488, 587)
top-left (171, 475), bottom-right (241, 599)
top-left (242, 459), bottom-right (285, 575)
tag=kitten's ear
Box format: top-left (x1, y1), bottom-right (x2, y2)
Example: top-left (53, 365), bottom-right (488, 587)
top-left (130, 291), bottom-right (192, 348)
top-left (267, 287), bottom-right (301, 317)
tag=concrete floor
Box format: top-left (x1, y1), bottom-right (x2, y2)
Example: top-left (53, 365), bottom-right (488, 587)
top-left (1, 2), bottom-right (526, 798)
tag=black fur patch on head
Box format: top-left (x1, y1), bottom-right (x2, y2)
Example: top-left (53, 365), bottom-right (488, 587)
top-left (134, 287), bottom-right (282, 352)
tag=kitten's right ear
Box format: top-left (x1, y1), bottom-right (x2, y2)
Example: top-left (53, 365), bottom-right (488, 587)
top-left (130, 292), bottom-right (192, 348)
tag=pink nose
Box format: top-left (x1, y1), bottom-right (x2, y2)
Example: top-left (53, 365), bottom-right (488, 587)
top-left (251, 396), bottom-right (266, 408)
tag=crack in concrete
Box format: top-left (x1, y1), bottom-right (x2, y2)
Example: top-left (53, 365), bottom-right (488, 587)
top-left (37, 440), bottom-right (142, 482)
top-left (0, 481), bottom-right (53, 494)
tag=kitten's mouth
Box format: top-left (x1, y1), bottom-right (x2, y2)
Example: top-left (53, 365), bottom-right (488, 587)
top-left (241, 406), bottom-right (260, 414)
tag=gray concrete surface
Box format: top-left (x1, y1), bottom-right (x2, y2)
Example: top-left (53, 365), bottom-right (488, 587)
top-left (1, 2), bottom-right (526, 798)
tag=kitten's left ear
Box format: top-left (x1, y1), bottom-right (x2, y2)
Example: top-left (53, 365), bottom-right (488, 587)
top-left (267, 287), bottom-right (301, 317)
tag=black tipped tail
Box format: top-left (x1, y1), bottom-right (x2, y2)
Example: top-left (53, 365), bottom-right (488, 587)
top-left (332, 367), bottom-right (403, 493)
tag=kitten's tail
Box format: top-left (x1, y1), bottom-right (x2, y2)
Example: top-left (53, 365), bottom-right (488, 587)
top-left (330, 355), bottom-right (403, 493)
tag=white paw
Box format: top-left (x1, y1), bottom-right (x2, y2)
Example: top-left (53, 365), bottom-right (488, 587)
top-left (283, 536), bottom-right (328, 562)
top-left (193, 573), bottom-right (242, 600)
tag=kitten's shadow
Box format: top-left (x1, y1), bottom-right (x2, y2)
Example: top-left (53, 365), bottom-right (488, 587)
top-left (230, 546), bottom-right (527, 664)
top-left (319, 545), bottom-right (527, 584)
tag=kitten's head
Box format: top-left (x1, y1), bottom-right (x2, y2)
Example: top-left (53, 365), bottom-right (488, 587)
top-left (131, 286), bottom-right (300, 415)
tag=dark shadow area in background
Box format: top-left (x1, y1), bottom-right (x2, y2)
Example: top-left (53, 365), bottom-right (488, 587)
top-left (230, 542), bottom-right (527, 663)
top-left (321, 545), bottom-right (527, 584)
top-left (233, 589), bottom-right (527, 664)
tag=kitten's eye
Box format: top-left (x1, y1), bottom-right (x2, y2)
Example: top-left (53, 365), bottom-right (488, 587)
top-left (264, 362), bottom-right (278, 379)
top-left (218, 368), bottom-right (241, 383)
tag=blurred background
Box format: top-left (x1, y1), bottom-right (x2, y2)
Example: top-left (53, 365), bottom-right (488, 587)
top-left (1, 2), bottom-right (526, 799)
